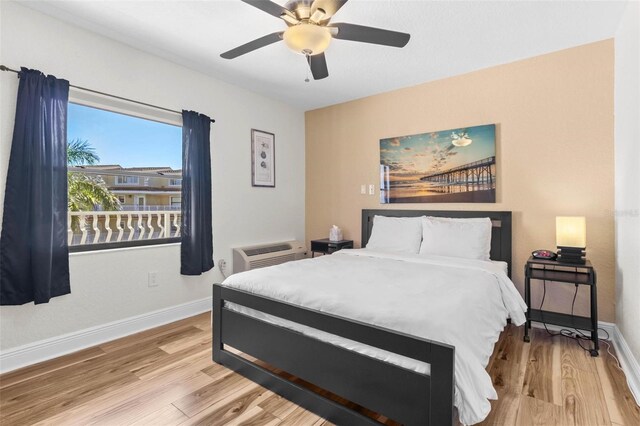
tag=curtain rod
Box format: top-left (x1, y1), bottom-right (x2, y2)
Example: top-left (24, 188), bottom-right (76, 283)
top-left (0, 65), bottom-right (215, 123)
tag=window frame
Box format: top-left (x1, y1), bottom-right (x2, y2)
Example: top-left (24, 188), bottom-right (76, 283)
top-left (115, 175), bottom-right (140, 185)
top-left (170, 196), bottom-right (182, 208)
top-left (69, 238), bottom-right (180, 253)
top-left (67, 90), bottom-right (182, 253)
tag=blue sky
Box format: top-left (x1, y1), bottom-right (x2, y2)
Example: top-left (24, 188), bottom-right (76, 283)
top-left (68, 103), bottom-right (182, 169)
top-left (380, 124), bottom-right (495, 178)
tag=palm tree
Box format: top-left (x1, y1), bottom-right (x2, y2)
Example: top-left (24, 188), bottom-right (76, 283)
top-left (67, 138), bottom-right (120, 212)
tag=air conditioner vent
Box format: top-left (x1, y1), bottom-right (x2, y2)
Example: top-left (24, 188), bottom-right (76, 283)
top-left (232, 240), bottom-right (306, 274)
top-left (249, 253), bottom-right (296, 269)
top-left (244, 243), bottom-right (291, 257)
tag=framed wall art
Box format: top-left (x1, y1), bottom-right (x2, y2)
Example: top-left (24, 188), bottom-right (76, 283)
top-left (251, 129), bottom-right (275, 187)
top-left (380, 124), bottom-right (496, 203)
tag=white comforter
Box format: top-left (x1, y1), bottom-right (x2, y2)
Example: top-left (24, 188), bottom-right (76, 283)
top-left (221, 249), bottom-right (527, 425)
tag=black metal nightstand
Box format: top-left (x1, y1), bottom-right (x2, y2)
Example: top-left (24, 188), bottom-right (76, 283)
top-left (310, 239), bottom-right (354, 258)
top-left (524, 256), bottom-right (598, 356)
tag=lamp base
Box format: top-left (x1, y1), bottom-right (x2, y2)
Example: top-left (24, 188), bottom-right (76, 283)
top-left (557, 246), bottom-right (586, 264)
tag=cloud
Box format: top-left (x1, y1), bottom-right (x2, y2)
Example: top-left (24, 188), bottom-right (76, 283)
top-left (381, 158), bottom-right (418, 174)
top-left (404, 147), bottom-right (412, 151)
top-left (380, 159), bottom-right (402, 171)
top-left (428, 141), bottom-right (458, 172)
top-left (389, 138), bottom-right (400, 147)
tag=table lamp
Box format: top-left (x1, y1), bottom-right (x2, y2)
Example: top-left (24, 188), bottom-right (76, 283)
top-left (556, 216), bottom-right (586, 264)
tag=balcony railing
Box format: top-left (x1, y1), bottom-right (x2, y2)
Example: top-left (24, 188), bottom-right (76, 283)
top-left (68, 210), bottom-right (181, 247)
top-left (95, 204), bottom-right (182, 212)
top-left (114, 205), bottom-right (181, 212)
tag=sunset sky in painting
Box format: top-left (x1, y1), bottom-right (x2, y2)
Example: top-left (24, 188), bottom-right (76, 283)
top-left (380, 124), bottom-right (495, 180)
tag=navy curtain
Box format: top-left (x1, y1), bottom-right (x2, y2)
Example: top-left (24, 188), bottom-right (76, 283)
top-left (181, 110), bottom-right (214, 275)
top-left (0, 68), bottom-right (71, 305)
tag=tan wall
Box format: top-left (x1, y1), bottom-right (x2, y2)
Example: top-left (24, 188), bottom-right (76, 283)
top-left (305, 40), bottom-right (615, 322)
top-left (144, 194), bottom-right (172, 206)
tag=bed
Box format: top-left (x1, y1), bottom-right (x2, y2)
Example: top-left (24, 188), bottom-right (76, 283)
top-left (212, 209), bottom-right (525, 425)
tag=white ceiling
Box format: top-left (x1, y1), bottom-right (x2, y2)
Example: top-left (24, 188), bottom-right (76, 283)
top-left (18, 0), bottom-right (628, 110)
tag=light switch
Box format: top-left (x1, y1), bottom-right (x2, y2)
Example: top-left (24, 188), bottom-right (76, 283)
top-left (360, 184), bottom-right (366, 195)
top-left (368, 184), bottom-right (375, 195)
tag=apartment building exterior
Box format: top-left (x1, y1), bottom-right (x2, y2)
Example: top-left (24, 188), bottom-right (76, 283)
top-left (79, 165), bottom-right (182, 211)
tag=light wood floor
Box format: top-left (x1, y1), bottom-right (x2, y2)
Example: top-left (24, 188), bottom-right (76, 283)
top-left (1, 313), bottom-right (638, 425)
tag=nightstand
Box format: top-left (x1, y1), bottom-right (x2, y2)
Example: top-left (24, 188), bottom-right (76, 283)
top-left (524, 256), bottom-right (598, 356)
top-left (310, 239), bottom-right (354, 258)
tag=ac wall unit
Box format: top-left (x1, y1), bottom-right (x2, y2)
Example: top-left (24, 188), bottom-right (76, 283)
top-left (232, 240), bottom-right (307, 273)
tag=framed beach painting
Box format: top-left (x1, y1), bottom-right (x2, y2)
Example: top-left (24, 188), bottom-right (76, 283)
top-left (380, 124), bottom-right (496, 203)
top-left (251, 129), bottom-right (275, 187)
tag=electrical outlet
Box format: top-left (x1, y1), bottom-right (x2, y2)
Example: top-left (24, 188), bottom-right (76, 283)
top-left (148, 271), bottom-right (158, 287)
top-left (368, 184), bottom-right (375, 195)
top-left (360, 184), bottom-right (366, 195)
top-left (219, 259), bottom-right (227, 275)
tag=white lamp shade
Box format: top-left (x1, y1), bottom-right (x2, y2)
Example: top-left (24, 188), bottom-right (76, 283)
top-left (556, 216), bottom-right (586, 248)
top-left (283, 24), bottom-right (331, 55)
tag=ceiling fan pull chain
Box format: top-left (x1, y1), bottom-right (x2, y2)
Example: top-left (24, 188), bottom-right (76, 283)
top-left (305, 53), bottom-right (311, 82)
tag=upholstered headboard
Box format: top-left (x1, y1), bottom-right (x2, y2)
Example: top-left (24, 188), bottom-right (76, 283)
top-left (361, 209), bottom-right (513, 277)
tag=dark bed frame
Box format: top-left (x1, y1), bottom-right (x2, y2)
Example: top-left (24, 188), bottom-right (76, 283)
top-left (212, 210), bottom-right (512, 425)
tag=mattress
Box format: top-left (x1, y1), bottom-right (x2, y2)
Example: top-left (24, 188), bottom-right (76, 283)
top-left (222, 249), bottom-right (526, 425)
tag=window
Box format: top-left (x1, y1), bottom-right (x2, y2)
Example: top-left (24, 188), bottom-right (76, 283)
top-left (67, 102), bottom-right (182, 251)
top-left (116, 175), bottom-right (139, 185)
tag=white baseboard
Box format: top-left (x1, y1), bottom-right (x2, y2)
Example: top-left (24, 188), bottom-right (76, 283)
top-left (611, 325), bottom-right (640, 405)
top-left (0, 297), bottom-right (212, 374)
top-left (531, 320), bottom-right (639, 404)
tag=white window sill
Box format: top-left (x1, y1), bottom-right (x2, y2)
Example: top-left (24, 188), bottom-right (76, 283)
top-left (69, 242), bottom-right (180, 257)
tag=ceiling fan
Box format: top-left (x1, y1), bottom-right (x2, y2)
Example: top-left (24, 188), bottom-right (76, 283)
top-left (221, 0), bottom-right (411, 80)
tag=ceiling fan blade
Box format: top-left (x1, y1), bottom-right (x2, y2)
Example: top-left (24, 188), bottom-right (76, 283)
top-left (240, 0), bottom-right (293, 19)
top-left (311, 0), bottom-right (349, 20)
top-left (308, 53), bottom-right (329, 80)
top-left (220, 32), bottom-right (283, 59)
top-left (330, 23), bottom-right (410, 48)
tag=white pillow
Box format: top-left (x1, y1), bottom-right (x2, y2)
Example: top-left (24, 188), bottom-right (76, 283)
top-left (419, 216), bottom-right (492, 260)
top-left (366, 215), bottom-right (424, 254)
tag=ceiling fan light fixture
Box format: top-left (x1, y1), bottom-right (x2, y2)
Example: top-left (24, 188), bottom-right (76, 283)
top-left (309, 8), bottom-right (326, 24)
top-left (451, 131), bottom-right (473, 147)
top-left (452, 137), bottom-right (472, 147)
top-left (283, 23), bottom-right (331, 55)
top-left (280, 12), bottom-right (299, 25)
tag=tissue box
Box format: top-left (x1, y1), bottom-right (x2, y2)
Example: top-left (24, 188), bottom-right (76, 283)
top-left (329, 227), bottom-right (343, 242)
